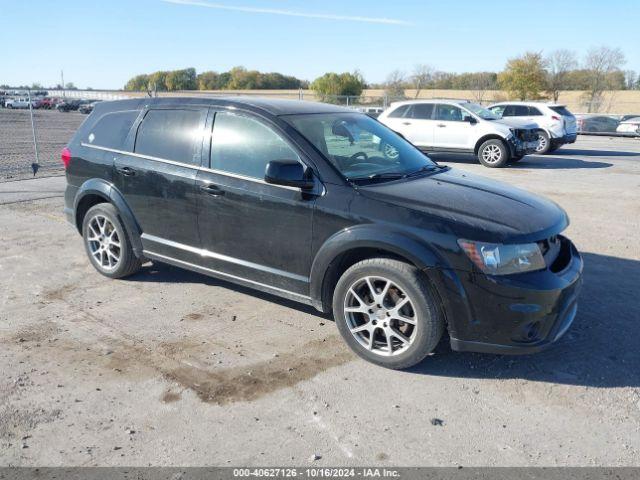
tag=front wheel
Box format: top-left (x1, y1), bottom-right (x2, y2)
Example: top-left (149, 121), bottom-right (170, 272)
top-left (478, 139), bottom-right (510, 168)
top-left (333, 258), bottom-right (444, 369)
top-left (535, 130), bottom-right (551, 154)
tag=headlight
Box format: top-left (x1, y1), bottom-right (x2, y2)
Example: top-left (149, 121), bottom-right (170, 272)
top-left (458, 239), bottom-right (546, 275)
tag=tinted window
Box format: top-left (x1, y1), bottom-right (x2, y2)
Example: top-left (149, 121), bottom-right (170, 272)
top-left (514, 105), bottom-right (529, 116)
top-left (211, 112), bottom-right (300, 179)
top-left (489, 106), bottom-right (506, 117)
top-left (87, 110), bottom-right (139, 149)
top-left (135, 109), bottom-right (205, 165)
top-left (502, 105), bottom-right (516, 117)
top-left (408, 103), bottom-right (434, 119)
top-left (387, 105), bottom-right (410, 118)
top-left (434, 104), bottom-right (463, 122)
top-left (528, 106), bottom-right (543, 116)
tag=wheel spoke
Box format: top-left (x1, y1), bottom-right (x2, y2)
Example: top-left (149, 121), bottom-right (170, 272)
top-left (390, 328), bottom-right (410, 345)
top-left (350, 323), bottom-right (370, 334)
top-left (364, 277), bottom-right (376, 301)
top-left (367, 329), bottom-right (375, 350)
top-left (384, 330), bottom-right (393, 355)
top-left (345, 305), bottom-right (368, 313)
top-left (349, 288), bottom-right (367, 308)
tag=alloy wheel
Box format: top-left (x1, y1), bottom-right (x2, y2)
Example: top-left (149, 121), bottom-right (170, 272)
top-left (343, 276), bottom-right (418, 356)
top-left (535, 133), bottom-right (547, 153)
top-left (86, 215), bottom-right (121, 271)
top-left (481, 144), bottom-right (502, 164)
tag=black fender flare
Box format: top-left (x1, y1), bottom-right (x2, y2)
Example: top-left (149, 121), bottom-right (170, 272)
top-left (74, 179), bottom-right (144, 257)
top-left (309, 224), bottom-right (449, 311)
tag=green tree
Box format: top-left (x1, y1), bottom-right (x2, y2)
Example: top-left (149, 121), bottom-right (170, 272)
top-left (124, 74), bottom-right (150, 91)
top-left (165, 68), bottom-right (197, 91)
top-left (310, 72), bottom-right (365, 102)
top-left (498, 52), bottom-right (547, 100)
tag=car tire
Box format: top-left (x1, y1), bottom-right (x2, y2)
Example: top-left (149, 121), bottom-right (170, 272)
top-left (332, 258), bottom-right (444, 369)
top-left (82, 203), bottom-right (141, 279)
top-left (478, 139), bottom-right (510, 168)
top-left (535, 130), bottom-right (551, 154)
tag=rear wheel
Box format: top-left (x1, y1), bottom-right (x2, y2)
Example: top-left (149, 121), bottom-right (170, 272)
top-left (333, 258), bottom-right (444, 369)
top-left (82, 203), bottom-right (141, 279)
top-left (535, 130), bottom-right (551, 154)
top-left (478, 139), bottom-right (509, 168)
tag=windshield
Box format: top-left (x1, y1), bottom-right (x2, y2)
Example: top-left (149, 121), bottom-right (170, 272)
top-left (464, 103), bottom-right (499, 120)
top-left (283, 112), bottom-right (437, 181)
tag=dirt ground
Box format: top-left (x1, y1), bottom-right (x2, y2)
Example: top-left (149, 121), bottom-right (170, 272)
top-left (0, 136), bottom-right (639, 467)
top-left (0, 109), bottom-right (85, 180)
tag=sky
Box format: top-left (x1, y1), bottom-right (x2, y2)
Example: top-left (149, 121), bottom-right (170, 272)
top-left (1, 0), bottom-right (638, 89)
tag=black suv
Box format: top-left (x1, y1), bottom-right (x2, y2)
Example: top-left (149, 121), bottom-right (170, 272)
top-left (63, 97), bottom-right (583, 369)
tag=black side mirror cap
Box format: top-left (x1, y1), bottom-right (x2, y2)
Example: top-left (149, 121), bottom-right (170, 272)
top-left (265, 160), bottom-right (315, 190)
top-left (465, 115), bottom-right (478, 124)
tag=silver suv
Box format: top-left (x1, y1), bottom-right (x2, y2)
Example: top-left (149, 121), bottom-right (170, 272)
top-left (378, 99), bottom-right (539, 168)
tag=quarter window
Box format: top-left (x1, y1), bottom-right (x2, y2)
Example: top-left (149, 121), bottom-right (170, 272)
top-left (87, 110), bottom-right (139, 149)
top-left (434, 104), bottom-right (463, 122)
top-left (528, 106), bottom-right (543, 116)
top-left (387, 105), bottom-right (410, 118)
top-left (134, 109), bottom-right (206, 165)
top-left (211, 112), bottom-right (300, 179)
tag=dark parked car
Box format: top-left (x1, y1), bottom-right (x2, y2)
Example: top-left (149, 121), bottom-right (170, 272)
top-left (56, 99), bottom-right (83, 112)
top-left (62, 97), bottom-right (583, 369)
top-left (575, 114), bottom-right (620, 134)
top-left (79, 100), bottom-right (101, 114)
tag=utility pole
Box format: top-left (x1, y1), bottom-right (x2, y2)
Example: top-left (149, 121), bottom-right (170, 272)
top-left (61, 70), bottom-right (65, 97)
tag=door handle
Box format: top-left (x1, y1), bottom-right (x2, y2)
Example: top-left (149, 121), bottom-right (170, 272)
top-left (402, 122), bottom-right (412, 125)
top-left (436, 124), bottom-right (446, 128)
top-left (116, 166), bottom-right (136, 176)
top-left (199, 183), bottom-right (225, 197)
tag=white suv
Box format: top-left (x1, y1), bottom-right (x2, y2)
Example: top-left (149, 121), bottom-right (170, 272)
top-left (487, 102), bottom-right (577, 154)
top-left (378, 99), bottom-right (539, 168)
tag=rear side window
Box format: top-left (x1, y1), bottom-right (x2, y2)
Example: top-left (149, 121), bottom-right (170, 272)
top-left (211, 112), bottom-right (300, 179)
top-left (528, 107), bottom-right (543, 116)
top-left (134, 109), bottom-right (205, 165)
top-left (408, 103), bottom-right (434, 120)
top-left (550, 106), bottom-right (572, 116)
top-left (387, 105), bottom-right (410, 118)
top-left (86, 110), bottom-right (139, 149)
top-left (434, 104), bottom-right (463, 122)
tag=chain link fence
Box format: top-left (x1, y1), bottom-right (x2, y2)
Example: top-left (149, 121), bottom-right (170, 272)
top-left (2, 88), bottom-right (639, 182)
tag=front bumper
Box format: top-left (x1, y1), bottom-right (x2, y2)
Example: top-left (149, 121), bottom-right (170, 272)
top-left (434, 236), bottom-right (583, 355)
top-left (507, 135), bottom-right (538, 157)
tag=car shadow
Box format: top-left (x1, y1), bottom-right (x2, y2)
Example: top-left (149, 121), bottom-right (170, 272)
top-left (124, 262), bottom-right (330, 319)
top-left (125, 251), bottom-right (638, 388)
top-left (553, 148), bottom-right (639, 157)
top-left (431, 153), bottom-right (613, 169)
top-left (408, 252), bottom-right (640, 388)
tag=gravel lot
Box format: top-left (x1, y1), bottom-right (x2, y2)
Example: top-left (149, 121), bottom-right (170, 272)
top-left (0, 135), bottom-right (639, 467)
top-left (0, 109), bottom-right (85, 180)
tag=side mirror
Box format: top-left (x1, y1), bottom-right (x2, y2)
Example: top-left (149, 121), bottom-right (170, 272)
top-left (265, 160), bottom-right (315, 190)
top-left (464, 115), bottom-right (478, 124)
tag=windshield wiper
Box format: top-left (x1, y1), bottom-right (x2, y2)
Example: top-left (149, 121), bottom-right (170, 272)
top-left (403, 165), bottom-right (440, 178)
top-left (368, 172), bottom-right (405, 179)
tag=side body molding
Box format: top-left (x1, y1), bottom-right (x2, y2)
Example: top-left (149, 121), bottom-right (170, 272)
top-left (74, 179), bottom-right (144, 257)
top-left (309, 224), bottom-right (448, 311)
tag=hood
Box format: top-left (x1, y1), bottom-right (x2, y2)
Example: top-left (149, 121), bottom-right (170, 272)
top-left (359, 168), bottom-right (568, 243)
top-left (495, 117), bottom-right (539, 129)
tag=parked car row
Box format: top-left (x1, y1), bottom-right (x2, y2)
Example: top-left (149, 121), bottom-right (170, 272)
top-left (575, 114), bottom-right (640, 136)
top-left (378, 99), bottom-right (545, 168)
top-left (0, 91), bottom-right (101, 113)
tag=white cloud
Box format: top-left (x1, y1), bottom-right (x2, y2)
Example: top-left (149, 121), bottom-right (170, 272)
top-left (161, 0), bottom-right (413, 26)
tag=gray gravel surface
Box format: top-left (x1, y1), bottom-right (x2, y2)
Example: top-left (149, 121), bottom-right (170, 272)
top-left (0, 136), bottom-right (639, 467)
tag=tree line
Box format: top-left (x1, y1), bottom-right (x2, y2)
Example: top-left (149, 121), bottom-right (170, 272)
top-left (124, 67), bottom-right (307, 92)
